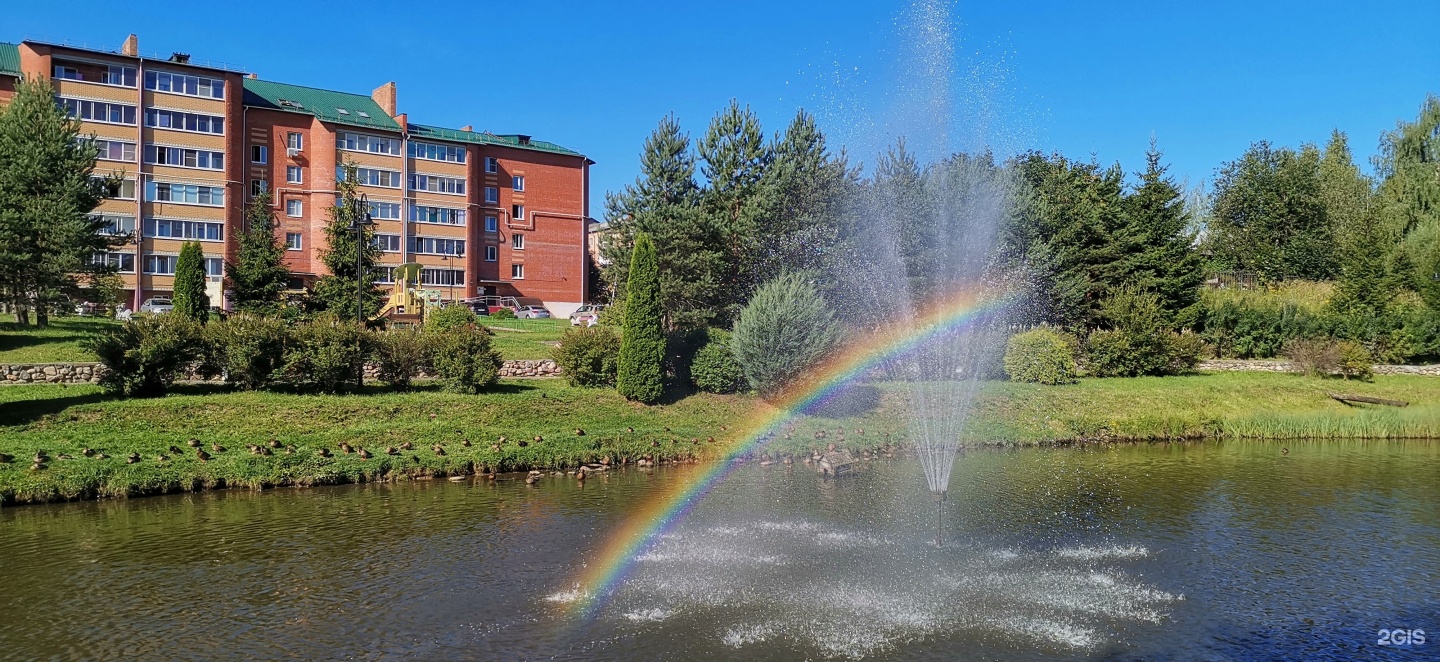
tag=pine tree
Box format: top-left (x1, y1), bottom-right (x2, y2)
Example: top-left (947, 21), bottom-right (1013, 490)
top-left (759, 111), bottom-right (854, 287)
top-left (311, 163), bottom-right (383, 320)
top-left (0, 76), bottom-right (115, 326)
top-left (1118, 142), bottom-right (1204, 318)
top-left (172, 241), bottom-right (210, 322)
top-left (617, 232), bottom-right (665, 403)
top-left (698, 100), bottom-right (772, 317)
top-left (227, 190), bottom-right (290, 314)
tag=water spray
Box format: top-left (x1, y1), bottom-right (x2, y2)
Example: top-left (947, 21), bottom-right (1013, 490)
top-left (932, 490), bottom-right (947, 546)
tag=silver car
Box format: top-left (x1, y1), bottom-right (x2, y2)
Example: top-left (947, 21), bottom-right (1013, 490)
top-left (139, 297), bottom-right (174, 314)
top-left (516, 305), bottom-right (551, 319)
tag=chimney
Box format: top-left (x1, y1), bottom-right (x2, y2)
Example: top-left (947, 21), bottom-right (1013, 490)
top-left (247, 73), bottom-right (258, 80)
top-left (517, 135), bottom-right (532, 146)
top-left (121, 34), bottom-right (138, 57)
top-left (460, 125), bottom-right (473, 132)
top-left (371, 81), bottom-right (397, 117)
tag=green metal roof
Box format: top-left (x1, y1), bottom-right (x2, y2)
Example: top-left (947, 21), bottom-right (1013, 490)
top-left (0, 42), bottom-right (20, 76)
top-left (242, 78), bottom-right (400, 132)
top-left (409, 123), bottom-right (582, 158)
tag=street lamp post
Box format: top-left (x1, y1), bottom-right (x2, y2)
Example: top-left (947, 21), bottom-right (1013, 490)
top-left (348, 193), bottom-right (374, 390)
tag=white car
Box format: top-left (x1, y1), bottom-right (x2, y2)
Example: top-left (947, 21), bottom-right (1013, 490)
top-left (516, 305), bottom-right (551, 319)
top-left (139, 297), bottom-right (174, 314)
top-left (569, 304), bottom-right (604, 326)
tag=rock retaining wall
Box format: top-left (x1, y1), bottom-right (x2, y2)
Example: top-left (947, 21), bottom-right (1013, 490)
top-left (1, 359), bottom-right (562, 385)
top-left (1197, 359), bottom-right (1440, 376)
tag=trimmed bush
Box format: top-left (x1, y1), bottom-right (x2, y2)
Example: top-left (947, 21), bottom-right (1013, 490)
top-left (732, 273), bottom-right (842, 397)
top-left (285, 317), bottom-right (369, 392)
top-left (618, 232), bottom-right (665, 403)
top-left (1085, 288), bottom-right (1202, 377)
top-left (1003, 327), bottom-right (1076, 385)
top-left (429, 324), bottom-right (503, 393)
top-left (490, 307), bottom-right (516, 321)
top-left (87, 314), bottom-right (204, 397)
top-left (553, 326), bottom-right (621, 387)
top-left (691, 329), bottom-right (746, 393)
top-left (202, 314), bottom-right (289, 390)
top-left (1337, 340), bottom-right (1373, 381)
top-left (426, 304), bottom-right (477, 332)
top-left (372, 329), bottom-right (431, 389)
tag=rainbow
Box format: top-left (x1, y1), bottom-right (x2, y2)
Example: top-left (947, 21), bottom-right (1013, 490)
top-left (561, 286), bottom-right (1013, 617)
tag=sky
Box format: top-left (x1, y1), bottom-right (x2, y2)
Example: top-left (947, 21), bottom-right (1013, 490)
top-left (9, 1), bottom-right (1438, 213)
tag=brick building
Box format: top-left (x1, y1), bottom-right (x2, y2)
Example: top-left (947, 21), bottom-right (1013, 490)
top-left (0, 35), bottom-right (593, 318)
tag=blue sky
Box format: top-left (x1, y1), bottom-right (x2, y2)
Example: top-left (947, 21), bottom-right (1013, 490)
top-left (10, 1), bottom-right (1438, 212)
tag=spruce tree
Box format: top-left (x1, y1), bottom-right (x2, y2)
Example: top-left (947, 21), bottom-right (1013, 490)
top-left (698, 100), bottom-right (772, 317)
top-left (757, 110), bottom-right (854, 285)
top-left (617, 232), bottom-right (664, 403)
top-left (227, 190), bottom-right (290, 314)
top-left (311, 163), bottom-right (383, 320)
top-left (1117, 142), bottom-right (1204, 318)
top-left (172, 241), bottom-right (210, 322)
top-left (0, 76), bottom-right (115, 326)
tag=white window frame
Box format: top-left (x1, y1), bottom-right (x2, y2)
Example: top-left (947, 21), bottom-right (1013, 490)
top-left (252, 145), bottom-right (268, 164)
top-left (286, 199), bottom-right (303, 217)
top-left (143, 254), bottom-right (178, 275)
top-left (511, 233), bottom-right (525, 250)
top-left (285, 233), bottom-right (303, 251)
top-left (485, 245), bottom-right (497, 261)
top-left (485, 156), bottom-right (498, 173)
top-left (512, 204), bottom-right (525, 220)
top-left (511, 263), bottom-right (524, 280)
top-left (485, 187), bottom-right (498, 204)
top-left (512, 175), bottom-right (524, 192)
top-left (286, 166), bottom-right (303, 184)
top-left (286, 132), bottom-right (303, 150)
top-left (485, 216), bottom-right (498, 232)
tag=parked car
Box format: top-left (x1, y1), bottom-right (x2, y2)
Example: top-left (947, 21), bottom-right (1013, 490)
top-left (139, 297), bottom-right (174, 314)
top-left (569, 304), bottom-right (605, 326)
top-left (516, 305), bottom-right (551, 319)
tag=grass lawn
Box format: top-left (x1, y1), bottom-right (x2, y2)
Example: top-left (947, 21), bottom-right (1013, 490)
top-left (0, 317), bottom-right (117, 363)
top-left (4, 371), bottom-right (1440, 505)
top-left (484, 317), bottom-right (571, 360)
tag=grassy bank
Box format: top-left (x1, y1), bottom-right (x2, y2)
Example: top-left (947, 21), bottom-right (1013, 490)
top-left (0, 317), bottom-right (116, 363)
top-left (3, 371), bottom-right (1440, 505)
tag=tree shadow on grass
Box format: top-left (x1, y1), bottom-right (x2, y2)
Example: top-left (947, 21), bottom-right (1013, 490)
top-left (805, 384), bottom-right (882, 419)
top-left (0, 334), bottom-right (85, 357)
top-left (0, 390), bottom-right (110, 427)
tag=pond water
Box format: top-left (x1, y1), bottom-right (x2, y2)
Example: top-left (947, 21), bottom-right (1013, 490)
top-left (1, 440), bottom-right (1436, 660)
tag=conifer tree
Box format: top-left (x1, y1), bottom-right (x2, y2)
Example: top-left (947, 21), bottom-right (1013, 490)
top-left (311, 163), bottom-right (383, 320)
top-left (1208, 141), bottom-right (1333, 281)
top-left (1117, 142), bottom-right (1204, 318)
top-left (0, 76), bottom-right (115, 326)
top-left (759, 110), bottom-right (854, 287)
top-left (227, 190), bottom-right (290, 314)
top-left (698, 100), bottom-right (771, 317)
top-left (172, 241), bottom-right (210, 322)
top-left (617, 232), bottom-right (665, 403)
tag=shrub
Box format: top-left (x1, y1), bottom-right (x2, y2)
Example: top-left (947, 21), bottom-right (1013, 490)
top-left (202, 314), bottom-right (289, 390)
top-left (426, 304), bottom-right (477, 331)
top-left (1002, 327), bottom-right (1076, 385)
top-left (691, 329), bottom-right (746, 393)
top-left (172, 241), bottom-right (210, 322)
top-left (1085, 288), bottom-right (1201, 377)
top-left (372, 329), bottom-right (431, 389)
top-left (1167, 331), bottom-right (1206, 373)
top-left (87, 314), bottom-right (204, 397)
top-left (429, 324), bottom-right (502, 393)
top-left (1337, 340), bottom-right (1373, 381)
top-left (596, 299), bottom-right (624, 327)
top-left (732, 273), bottom-right (842, 397)
top-left (284, 317), bottom-right (369, 392)
top-left (552, 326), bottom-right (621, 387)
top-left (490, 307), bottom-right (516, 321)
top-left (618, 232), bottom-right (665, 403)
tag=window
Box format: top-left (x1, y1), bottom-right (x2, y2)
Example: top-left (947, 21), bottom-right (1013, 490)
top-left (357, 110), bottom-right (370, 118)
top-left (367, 201), bottom-right (402, 220)
top-left (286, 199), bottom-right (303, 217)
top-left (92, 214), bottom-right (136, 236)
top-left (371, 234), bottom-right (401, 252)
top-left (512, 204), bottom-right (525, 220)
top-left (91, 139), bottom-right (137, 162)
top-left (409, 236), bottom-right (465, 256)
top-left (336, 108), bottom-right (349, 115)
top-left (145, 145), bottom-right (224, 170)
top-left (144, 109), bottom-right (224, 134)
top-left (485, 187), bottom-right (498, 204)
top-left (485, 157), bottom-right (498, 173)
top-left (485, 216), bottom-right (498, 232)
top-left (55, 63), bottom-right (137, 87)
top-left (251, 180), bottom-right (267, 197)
top-left (408, 173), bottom-right (465, 195)
top-left (144, 254), bottom-right (177, 275)
top-left (204, 257), bottom-right (224, 277)
top-left (88, 251), bottom-right (135, 273)
top-left (485, 245), bottom-right (497, 261)
top-left (409, 204), bottom-right (465, 225)
top-left (286, 233), bottom-right (303, 251)
top-left (59, 98), bottom-right (137, 125)
top-left (511, 263), bottom-right (524, 279)
top-left (421, 268), bottom-right (465, 286)
top-left (286, 166), bottom-right (303, 184)
top-left (146, 182), bottom-right (225, 206)
top-left (146, 219), bottom-right (224, 241)
top-left (374, 266), bottom-right (396, 284)
top-left (337, 166), bottom-right (402, 188)
top-left (286, 132), bottom-right (303, 150)
top-left (53, 65), bottom-right (81, 81)
top-left (252, 145), bottom-right (268, 164)
top-left (95, 178), bottom-right (137, 200)
top-left (408, 141), bottom-right (466, 163)
top-left (336, 132), bottom-right (401, 155)
top-left (145, 70), bottom-right (224, 99)
top-left (511, 233), bottom-right (525, 250)
top-left (512, 175), bottom-right (525, 192)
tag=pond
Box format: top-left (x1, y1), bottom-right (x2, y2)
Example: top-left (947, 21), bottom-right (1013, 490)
top-left (1, 440), bottom-right (1436, 660)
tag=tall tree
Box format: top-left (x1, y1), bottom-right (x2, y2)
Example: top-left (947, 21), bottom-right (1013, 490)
top-left (1208, 141), bottom-right (1333, 282)
top-left (311, 163), bottom-right (383, 320)
top-left (1378, 94), bottom-right (1440, 234)
top-left (617, 232), bottom-right (664, 403)
top-left (1118, 141), bottom-right (1204, 318)
top-left (698, 100), bottom-right (772, 318)
top-left (0, 76), bottom-right (116, 326)
top-left (227, 190), bottom-right (290, 314)
top-left (755, 110), bottom-right (855, 285)
top-left (601, 115), bottom-right (722, 329)
top-left (172, 241), bottom-right (210, 322)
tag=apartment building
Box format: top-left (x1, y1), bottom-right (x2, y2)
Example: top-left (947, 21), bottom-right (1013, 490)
top-left (0, 35), bottom-right (593, 318)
